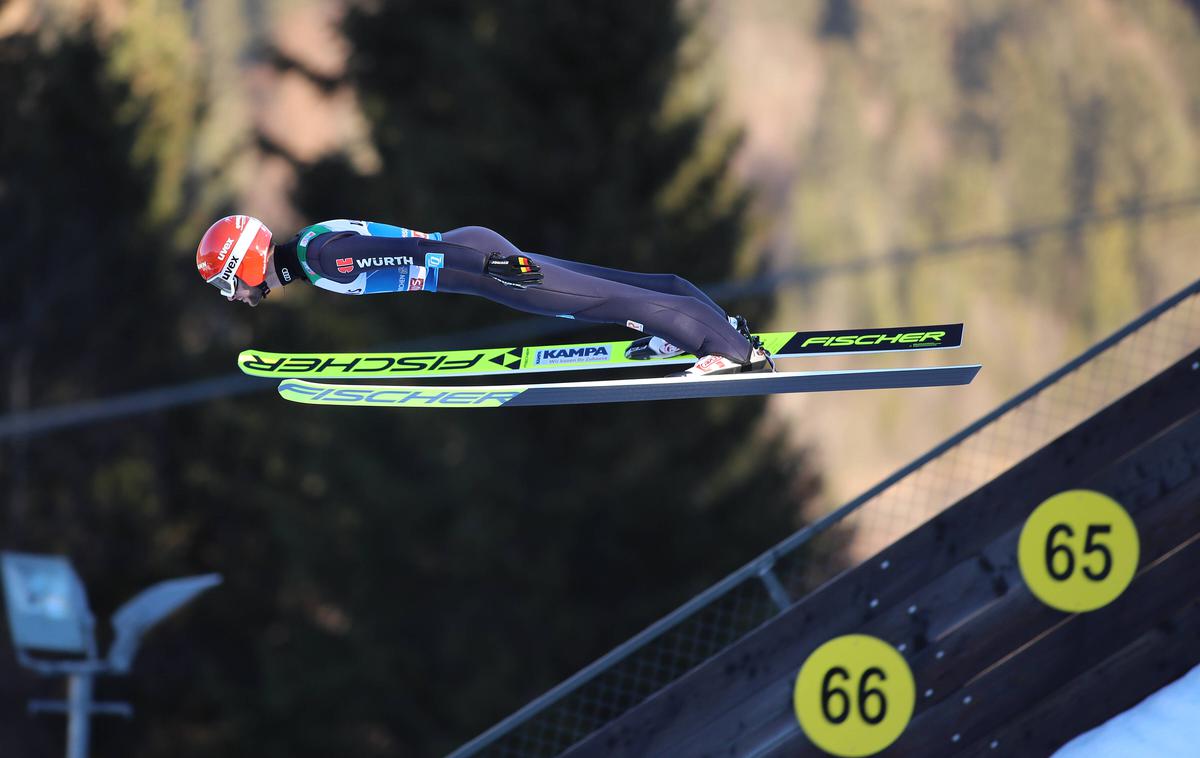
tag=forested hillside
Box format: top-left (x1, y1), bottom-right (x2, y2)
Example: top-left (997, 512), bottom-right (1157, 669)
top-left (2, 1), bottom-right (1198, 755)
top-left (696, 0), bottom-right (1200, 505)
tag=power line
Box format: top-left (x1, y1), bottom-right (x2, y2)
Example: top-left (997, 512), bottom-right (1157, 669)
top-left (0, 319), bottom-right (587, 441)
top-left (710, 192), bottom-right (1200, 299)
top-left (3, 192), bottom-right (1198, 441)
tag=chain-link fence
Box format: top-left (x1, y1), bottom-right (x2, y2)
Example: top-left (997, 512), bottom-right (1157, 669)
top-left (449, 277), bottom-right (1200, 758)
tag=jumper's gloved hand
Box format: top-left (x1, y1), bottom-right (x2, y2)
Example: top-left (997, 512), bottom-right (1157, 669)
top-left (484, 252), bottom-right (543, 288)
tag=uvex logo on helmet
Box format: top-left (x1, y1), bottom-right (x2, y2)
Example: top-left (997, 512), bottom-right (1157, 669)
top-left (196, 215), bottom-right (273, 296)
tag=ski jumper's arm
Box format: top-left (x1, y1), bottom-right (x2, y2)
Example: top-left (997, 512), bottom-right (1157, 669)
top-left (277, 220), bottom-right (487, 295)
top-left (272, 220), bottom-right (536, 295)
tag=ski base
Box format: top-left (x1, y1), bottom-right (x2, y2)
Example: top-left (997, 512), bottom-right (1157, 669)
top-left (240, 323), bottom-right (964, 380)
top-left (277, 364), bottom-right (981, 409)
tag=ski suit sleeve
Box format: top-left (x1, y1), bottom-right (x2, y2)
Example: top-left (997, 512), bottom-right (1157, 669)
top-left (306, 233), bottom-right (494, 295)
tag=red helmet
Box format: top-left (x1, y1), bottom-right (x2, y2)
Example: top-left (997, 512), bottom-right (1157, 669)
top-left (196, 215), bottom-right (273, 298)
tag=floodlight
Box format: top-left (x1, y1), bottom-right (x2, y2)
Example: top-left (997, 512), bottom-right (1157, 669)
top-left (107, 573), bottom-right (222, 674)
top-left (2, 552), bottom-right (95, 660)
top-left (1, 551), bottom-right (221, 758)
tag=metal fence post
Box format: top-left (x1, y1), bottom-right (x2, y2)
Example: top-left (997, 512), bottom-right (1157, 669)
top-left (65, 673), bottom-right (93, 758)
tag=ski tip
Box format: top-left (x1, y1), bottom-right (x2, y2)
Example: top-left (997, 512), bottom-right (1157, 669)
top-left (237, 348), bottom-right (284, 377)
top-left (277, 379), bottom-right (319, 405)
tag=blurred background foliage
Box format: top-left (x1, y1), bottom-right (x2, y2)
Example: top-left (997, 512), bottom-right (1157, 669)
top-left (692, 0), bottom-right (1200, 503)
top-left (1, 0), bottom-right (1198, 755)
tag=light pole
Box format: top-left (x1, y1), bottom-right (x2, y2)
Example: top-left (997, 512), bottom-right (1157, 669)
top-left (1, 552), bottom-right (221, 758)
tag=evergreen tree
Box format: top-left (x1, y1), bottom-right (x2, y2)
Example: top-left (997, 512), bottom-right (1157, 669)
top-left (0, 17), bottom-right (295, 758)
top-left (0, 24), bottom-right (241, 757)
top-left (0, 5), bottom-right (821, 757)
top-left (272, 2), bottom-right (822, 754)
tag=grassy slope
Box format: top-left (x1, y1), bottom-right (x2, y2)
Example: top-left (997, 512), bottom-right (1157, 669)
top-left (696, 0), bottom-right (1200, 521)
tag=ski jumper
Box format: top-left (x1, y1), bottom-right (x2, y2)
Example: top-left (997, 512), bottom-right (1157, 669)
top-left (272, 220), bottom-right (753, 362)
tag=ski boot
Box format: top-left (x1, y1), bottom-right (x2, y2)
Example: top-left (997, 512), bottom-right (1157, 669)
top-left (670, 315), bottom-right (776, 378)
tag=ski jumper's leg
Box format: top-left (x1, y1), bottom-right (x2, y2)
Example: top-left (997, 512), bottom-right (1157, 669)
top-left (438, 226), bottom-right (751, 361)
top-left (445, 226), bottom-right (728, 317)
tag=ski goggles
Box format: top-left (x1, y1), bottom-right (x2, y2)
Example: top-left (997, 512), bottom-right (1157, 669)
top-left (206, 272), bottom-right (241, 299)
